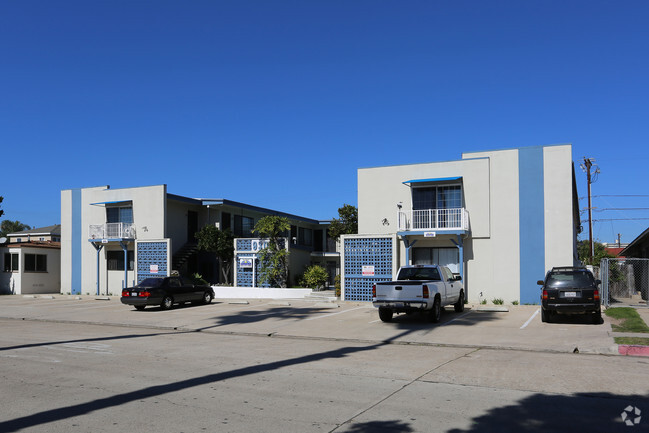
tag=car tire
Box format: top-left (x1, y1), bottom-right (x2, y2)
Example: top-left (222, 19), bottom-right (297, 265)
top-left (592, 312), bottom-right (602, 324)
top-left (161, 296), bottom-right (174, 310)
top-left (378, 307), bottom-right (393, 323)
top-left (541, 308), bottom-right (550, 323)
top-left (454, 291), bottom-right (465, 313)
top-left (203, 291), bottom-right (213, 305)
top-left (429, 297), bottom-right (441, 323)
top-left (134, 305), bottom-right (146, 311)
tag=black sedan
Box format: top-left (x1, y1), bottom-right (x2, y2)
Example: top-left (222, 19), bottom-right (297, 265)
top-left (538, 266), bottom-right (602, 324)
top-left (120, 276), bottom-right (214, 311)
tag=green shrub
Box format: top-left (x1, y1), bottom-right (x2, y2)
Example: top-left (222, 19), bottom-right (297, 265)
top-left (189, 273), bottom-right (209, 286)
top-left (302, 265), bottom-right (329, 291)
top-left (480, 299), bottom-right (487, 305)
top-left (492, 298), bottom-right (504, 305)
top-left (334, 274), bottom-right (341, 297)
top-left (512, 300), bottom-right (519, 305)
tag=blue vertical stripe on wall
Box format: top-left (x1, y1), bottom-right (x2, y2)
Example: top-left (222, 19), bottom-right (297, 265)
top-left (518, 147), bottom-right (545, 304)
top-left (71, 189), bottom-right (82, 295)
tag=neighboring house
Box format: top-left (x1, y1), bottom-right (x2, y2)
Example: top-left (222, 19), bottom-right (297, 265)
top-left (0, 225), bottom-right (62, 294)
top-left (61, 185), bottom-right (338, 296)
top-left (6, 224), bottom-right (61, 244)
top-left (342, 143), bottom-right (580, 304)
top-left (621, 228), bottom-right (649, 258)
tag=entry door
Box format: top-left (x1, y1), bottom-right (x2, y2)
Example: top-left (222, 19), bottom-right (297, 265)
top-left (188, 211), bottom-right (199, 242)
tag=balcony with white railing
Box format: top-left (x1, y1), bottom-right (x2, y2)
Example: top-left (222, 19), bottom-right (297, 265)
top-left (397, 208), bottom-right (469, 232)
top-left (89, 223), bottom-right (136, 240)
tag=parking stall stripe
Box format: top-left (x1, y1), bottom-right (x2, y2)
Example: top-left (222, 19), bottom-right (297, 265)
top-left (520, 308), bottom-right (540, 329)
top-left (441, 311), bottom-right (473, 326)
top-left (304, 306), bottom-right (370, 321)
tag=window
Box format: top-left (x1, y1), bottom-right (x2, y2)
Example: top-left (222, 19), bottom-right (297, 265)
top-left (412, 185), bottom-right (462, 210)
top-left (3, 253), bottom-right (18, 272)
top-left (298, 227), bottom-right (313, 247)
top-left (106, 206), bottom-right (133, 224)
top-left (107, 250), bottom-right (135, 271)
top-left (412, 247), bottom-right (460, 274)
top-left (24, 254), bottom-right (47, 272)
top-left (234, 215), bottom-right (254, 237)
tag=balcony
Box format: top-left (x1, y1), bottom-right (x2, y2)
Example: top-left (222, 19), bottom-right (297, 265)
top-left (89, 223), bottom-right (136, 240)
top-left (397, 208), bottom-right (469, 232)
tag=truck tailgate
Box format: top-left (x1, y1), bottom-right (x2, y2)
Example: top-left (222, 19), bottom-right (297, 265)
top-left (374, 281), bottom-right (427, 301)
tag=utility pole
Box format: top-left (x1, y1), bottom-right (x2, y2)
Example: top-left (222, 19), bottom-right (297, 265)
top-left (581, 157), bottom-right (599, 264)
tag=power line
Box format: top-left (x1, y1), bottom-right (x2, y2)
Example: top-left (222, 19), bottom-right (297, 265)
top-left (585, 218), bottom-right (649, 222)
top-left (592, 208), bottom-right (649, 212)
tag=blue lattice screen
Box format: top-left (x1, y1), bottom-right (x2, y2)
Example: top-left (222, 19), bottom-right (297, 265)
top-left (137, 241), bottom-right (169, 283)
top-left (343, 237), bottom-right (394, 301)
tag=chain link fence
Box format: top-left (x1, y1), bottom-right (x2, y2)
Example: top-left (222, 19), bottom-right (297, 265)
top-left (600, 258), bottom-right (649, 307)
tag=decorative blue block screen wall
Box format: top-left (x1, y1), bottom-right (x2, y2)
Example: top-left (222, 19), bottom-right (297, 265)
top-left (343, 236), bottom-right (394, 301)
top-left (234, 238), bottom-right (285, 287)
top-left (136, 240), bottom-right (169, 283)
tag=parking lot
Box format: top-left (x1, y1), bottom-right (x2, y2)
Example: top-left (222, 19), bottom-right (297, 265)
top-left (0, 294), bottom-right (621, 355)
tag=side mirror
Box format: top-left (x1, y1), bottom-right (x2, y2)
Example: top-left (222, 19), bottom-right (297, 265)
top-left (455, 275), bottom-right (462, 281)
top-left (536, 280), bottom-right (544, 285)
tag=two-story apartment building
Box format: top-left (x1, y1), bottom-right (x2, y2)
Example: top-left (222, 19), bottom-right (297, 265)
top-left (61, 185), bottom-right (337, 296)
top-left (342, 144), bottom-right (580, 304)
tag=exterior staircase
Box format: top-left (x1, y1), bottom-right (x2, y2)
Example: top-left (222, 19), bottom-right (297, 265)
top-left (304, 289), bottom-right (338, 302)
top-left (172, 242), bottom-right (199, 271)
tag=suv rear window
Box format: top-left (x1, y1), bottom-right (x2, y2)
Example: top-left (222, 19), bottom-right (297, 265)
top-left (546, 270), bottom-right (594, 287)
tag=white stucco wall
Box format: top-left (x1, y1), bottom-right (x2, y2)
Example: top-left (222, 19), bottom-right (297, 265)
top-left (543, 145), bottom-right (576, 270)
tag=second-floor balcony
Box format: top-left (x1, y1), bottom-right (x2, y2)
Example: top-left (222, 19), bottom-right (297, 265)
top-left (397, 208), bottom-right (469, 232)
top-left (89, 223), bottom-right (136, 240)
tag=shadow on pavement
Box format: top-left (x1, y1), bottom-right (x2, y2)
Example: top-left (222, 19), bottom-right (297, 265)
top-left (447, 392), bottom-right (649, 433)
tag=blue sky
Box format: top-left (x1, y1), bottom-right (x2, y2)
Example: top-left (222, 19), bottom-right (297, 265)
top-left (1, 1), bottom-right (648, 245)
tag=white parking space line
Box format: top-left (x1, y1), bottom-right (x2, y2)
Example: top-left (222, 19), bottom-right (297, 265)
top-left (440, 311), bottom-right (473, 326)
top-left (304, 306), bottom-right (370, 321)
top-left (520, 308), bottom-right (540, 329)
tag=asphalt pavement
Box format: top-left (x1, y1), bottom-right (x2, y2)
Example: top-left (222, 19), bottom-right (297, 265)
top-left (0, 294), bottom-right (629, 356)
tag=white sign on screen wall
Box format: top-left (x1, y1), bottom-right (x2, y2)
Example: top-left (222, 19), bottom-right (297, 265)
top-left (362, 265), bottom-right (375, 276)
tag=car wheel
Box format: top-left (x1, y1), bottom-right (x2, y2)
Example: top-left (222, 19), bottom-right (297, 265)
top-left (592, 312), bottom-right (602, 324)
top-left (454, 291), bottom-right (465, 313)
top-left (541, 308), bottom-right (551, 323)
top-left (161, 296), bottom-right (174, 310)
top-left (378, 307), bottom-right (393, 322)
top-left (429, 297), bottom-right (441, 323)
top-left (203, 291), bottom-right (213, 304)
top-left (134, 305), bottom-right (146, 311)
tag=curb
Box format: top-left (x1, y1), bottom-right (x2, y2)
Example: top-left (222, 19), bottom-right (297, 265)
top-left (618, 345), bottom-right (649, 357)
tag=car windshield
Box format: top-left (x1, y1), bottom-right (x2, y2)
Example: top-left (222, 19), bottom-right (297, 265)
top-left (397, 267), bottom-right (441, 281)
top-left (138, 278), bottom-right (165, 288)
top-left (547, 271), bottom-right (594, 287)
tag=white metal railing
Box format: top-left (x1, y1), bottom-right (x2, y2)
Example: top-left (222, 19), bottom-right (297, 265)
top-left (397, 208), bottom-right (469, 231)
top-left (89, 223), bottom-right (136, 240)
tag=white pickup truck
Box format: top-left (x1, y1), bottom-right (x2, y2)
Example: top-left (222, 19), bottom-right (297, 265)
top-left (372, 265), bottom-right (464, 323)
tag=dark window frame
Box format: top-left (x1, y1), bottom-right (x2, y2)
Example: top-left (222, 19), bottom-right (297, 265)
top-left (24, 253), bottom-right (47, 272)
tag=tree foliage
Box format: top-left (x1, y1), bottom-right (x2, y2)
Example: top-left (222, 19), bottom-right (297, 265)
top-left (195, 225), bottom-right (234, 284)
top-left (0, 220), bottom-right (32, 237)
top-left (253, 216), bottom-right (291, 288)
top-left (328, 204), bottom-right (358, 240)
top-left (577, 240), bottom-right (615, 266)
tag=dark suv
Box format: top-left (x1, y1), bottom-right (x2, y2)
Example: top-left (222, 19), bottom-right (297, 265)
top-left (537, 266), bottom-right (602, 324)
